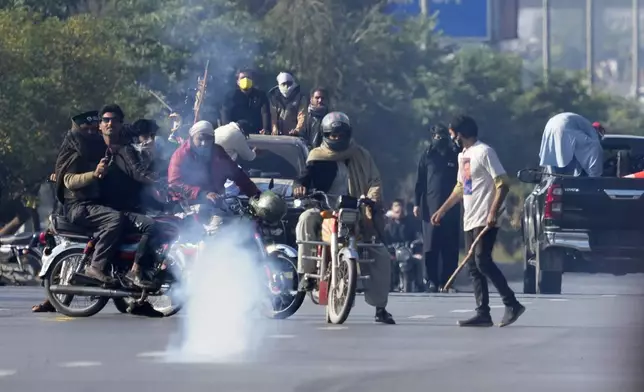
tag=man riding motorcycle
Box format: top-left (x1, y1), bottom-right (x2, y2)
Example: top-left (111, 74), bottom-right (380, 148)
top-left (167, 120), bottom-right (261, 228)
top-left (293, 111), bottom-right (395, 325)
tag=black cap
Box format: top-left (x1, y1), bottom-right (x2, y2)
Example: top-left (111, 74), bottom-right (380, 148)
top-left (72, 111), bottom-right (99, 126)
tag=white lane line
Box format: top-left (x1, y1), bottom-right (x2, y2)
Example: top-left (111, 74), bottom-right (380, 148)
top-left (268, 334), bottom-right (296, 339)
top-left (490, 305), bottom-right (505, 309)
top-left (136, 351), bottom-right (167, 358)
top-left (548, 298), bottom-right (569, 302)
top-left (601, 294), bottom-right (617, 298)
top-left (450, 309), bottom-right (473, 313)
top-left (317, 326), bottom-right (349, 330)
top-left (0, 369), bottom-right (17, 377)
top-left (408, 315), bottom-right (435, 319)
top-left (59, 361), bottom-right (102, 368)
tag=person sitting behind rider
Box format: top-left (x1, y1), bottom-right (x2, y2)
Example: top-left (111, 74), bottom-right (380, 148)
top-left (293, 111), bottom-right (396, 325)
top-left (167, 120), bottom-right (261, 227)
top-left (132, 119), bottom-right (171, 179)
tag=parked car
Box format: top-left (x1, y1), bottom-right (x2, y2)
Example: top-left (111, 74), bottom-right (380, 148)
top-left (239, 135), bottom-right (309, 247)
top-left (519, 134), bottom-right (644, 294)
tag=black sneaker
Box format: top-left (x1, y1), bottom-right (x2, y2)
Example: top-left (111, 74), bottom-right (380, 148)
top-left (457, 313), bottom-right (494, 327)
top-left (129, 301), bottom-right (164, 318)
top-left (375, 307), bottom-right (396, 324)
top-left (499, 303), bottom-right (526, 327)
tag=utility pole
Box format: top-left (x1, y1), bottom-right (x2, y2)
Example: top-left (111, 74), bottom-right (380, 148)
top-left (586, 0), bottom-right (594, 92)
top-left (542, 0), bottom-right (551, 83)
top-left (633, 0), bottom-right (640, 98)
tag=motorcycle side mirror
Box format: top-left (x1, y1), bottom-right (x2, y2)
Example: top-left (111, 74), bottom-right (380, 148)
top-left (268, 178), bottom-right (274, 190)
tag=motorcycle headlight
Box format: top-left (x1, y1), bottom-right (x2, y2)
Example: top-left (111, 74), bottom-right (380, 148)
top-left (292, 199), bottom-right (302, 208)
top-left (395, 247), bottom-right (412, 262)
top-left (338, 209), bottom-right (358, 225)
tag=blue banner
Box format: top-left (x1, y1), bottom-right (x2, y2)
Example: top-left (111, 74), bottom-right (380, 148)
top-left (385, 0), bottom-right (491, 40)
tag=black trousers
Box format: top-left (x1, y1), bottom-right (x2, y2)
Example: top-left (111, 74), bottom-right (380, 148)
top-left (67, 203), bottom-right (124, 270)
top-left (67, 204), bottom-right (158, 271)
top-left (465, 227), bottom-right (517, 315)
top-left (424, 229), bottom-right (459, 287)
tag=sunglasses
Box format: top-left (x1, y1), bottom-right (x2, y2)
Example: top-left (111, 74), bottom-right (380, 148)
top-left (101, 117), bottom-right (120, 124)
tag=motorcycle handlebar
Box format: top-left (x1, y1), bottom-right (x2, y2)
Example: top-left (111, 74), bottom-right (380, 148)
top-left (295, 191), bottom-right (377, 210)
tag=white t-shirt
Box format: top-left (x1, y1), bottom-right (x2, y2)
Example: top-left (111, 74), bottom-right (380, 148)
top-left (214, 123), bottom-right (256, 162)
top-left (457, 141), bottom-right (506, 232)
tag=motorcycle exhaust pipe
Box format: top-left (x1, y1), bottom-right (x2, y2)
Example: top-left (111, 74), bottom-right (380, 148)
top-left (48, 284), bottom-right (134, 298)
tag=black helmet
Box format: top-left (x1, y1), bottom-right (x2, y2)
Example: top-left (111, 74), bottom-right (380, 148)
top-left (249, 190), bottom-right (287, 224)
top-left (321, 111), bottom-right (352, 151)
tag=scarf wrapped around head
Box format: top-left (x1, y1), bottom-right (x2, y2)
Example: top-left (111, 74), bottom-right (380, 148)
top-left (307, 140), bottom-right (385, 239)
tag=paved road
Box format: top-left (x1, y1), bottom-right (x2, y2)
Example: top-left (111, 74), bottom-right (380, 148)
top-left (1, 273), bottom-right (644, 392)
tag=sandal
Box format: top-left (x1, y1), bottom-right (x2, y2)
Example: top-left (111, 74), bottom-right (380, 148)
top-left (32, 301), bottom-right (56, 313)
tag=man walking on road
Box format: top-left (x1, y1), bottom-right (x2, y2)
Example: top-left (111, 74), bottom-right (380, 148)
top-left (431, 115), bottom-right (525, 327)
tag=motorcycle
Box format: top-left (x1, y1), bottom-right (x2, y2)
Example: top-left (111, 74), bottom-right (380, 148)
top-left (294, 191), bottom-right (384, 324)
top-left (0, 231), bottom-right (45, 285)
top-left (39, 210), bottom-right (185, 318)
top-left (389, 240), bottom-right (423, 293)
top-left (158, 182), bottom-right (304, 320)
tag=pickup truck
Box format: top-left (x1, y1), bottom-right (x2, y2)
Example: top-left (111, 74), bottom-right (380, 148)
top-left (519, 134), bottom-right (644, 294)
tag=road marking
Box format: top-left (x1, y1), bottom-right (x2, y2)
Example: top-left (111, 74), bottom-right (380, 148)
top-left (601, 294), bottom-right (617, 298)
top-left (317, 326), bottom-right (349, 330)
top-left (408, 315), bottom-right (434, 319)
top-left (59, 361), bottom-right (101, 368)
top-left (490, 305), bottom-right (505, 309)
top-left (450, 309), bottom-right (473, 313)
top-left (268, 334), bottom-right (296, 339)
top-left (136, 351), bottom-right (167, 358)
top-left (548, 298), bottom-right (569, 302)
top-left (0, 369), bottom-right (17, 377)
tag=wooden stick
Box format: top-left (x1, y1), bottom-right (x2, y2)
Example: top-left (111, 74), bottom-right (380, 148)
top-left (440, 226), bottom-right (491, 293)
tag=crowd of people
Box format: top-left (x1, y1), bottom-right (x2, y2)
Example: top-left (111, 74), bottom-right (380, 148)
top-left (23, 67), bottom-right (571, 329)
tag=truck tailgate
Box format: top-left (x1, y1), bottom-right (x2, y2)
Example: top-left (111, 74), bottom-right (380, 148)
top-left (557, 178), bottom-right (644, 232)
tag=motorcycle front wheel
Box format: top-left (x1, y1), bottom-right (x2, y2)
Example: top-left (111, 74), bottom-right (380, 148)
top-left (261, 251), bottom-right (305, 320)
top-left (327, 254), bottom-right (357, 324)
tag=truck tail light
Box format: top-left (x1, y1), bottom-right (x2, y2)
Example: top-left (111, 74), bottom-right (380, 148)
top-left (544, 184), bottom-right (563, 219)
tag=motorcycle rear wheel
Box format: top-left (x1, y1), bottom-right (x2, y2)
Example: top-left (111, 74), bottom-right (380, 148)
top-left (327, 254), bottom-right (357, 324)
top-left (44, 249), bottom-right (108, 318)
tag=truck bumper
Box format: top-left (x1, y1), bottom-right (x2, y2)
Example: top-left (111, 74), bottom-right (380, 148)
top-left (543, 230), bottom-right (644, 275)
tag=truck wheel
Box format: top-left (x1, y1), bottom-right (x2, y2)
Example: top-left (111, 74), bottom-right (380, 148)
top-left (538, 271), bottom-right (563, 295)
top-left (523, 245), bottom-right (536, 294)
top-left (537, 249), bottom-right (564, 295)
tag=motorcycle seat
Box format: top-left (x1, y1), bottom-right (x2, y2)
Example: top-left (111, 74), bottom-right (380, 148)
top-left (0, 232), bottom-right (34, 246)
top-left (51, 215), bottom-right (93, 240)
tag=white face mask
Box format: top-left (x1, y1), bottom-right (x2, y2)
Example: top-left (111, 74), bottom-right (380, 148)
top-left (279, 84), bottom-right (295, 97)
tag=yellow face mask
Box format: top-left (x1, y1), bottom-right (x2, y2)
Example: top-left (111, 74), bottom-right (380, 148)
top-left (238, 77), bottom-right (253, 90)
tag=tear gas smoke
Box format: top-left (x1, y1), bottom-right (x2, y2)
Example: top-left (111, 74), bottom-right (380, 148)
top-left (166, 219), bottom-right (268, 363)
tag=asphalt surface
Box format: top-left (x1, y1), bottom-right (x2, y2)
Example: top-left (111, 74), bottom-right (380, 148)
top-left (1, 273), bottom-right (644, 392)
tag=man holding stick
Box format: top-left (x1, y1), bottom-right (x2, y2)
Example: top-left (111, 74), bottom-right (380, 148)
top-left (431, 115), bottom-right (525, 327)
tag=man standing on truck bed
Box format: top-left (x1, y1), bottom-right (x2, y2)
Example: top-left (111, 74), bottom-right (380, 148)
top-left (431, 115), bottom-right (525, 327)
top-left (539, 112), bottom-right (603, 177)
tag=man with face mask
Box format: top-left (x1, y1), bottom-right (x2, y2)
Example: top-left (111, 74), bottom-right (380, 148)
top-left (293, 112), bottom-right (395, 324)
top-left (268, 72), bottom-right (306, 136)
top-left (220, 69), bottom-right (271, 135)
top-left (167, 120), bottom-right (260, 225)
top-left (294, 88), bottom-right (330, 148)
top-left (413, 124), bottom-right (460, 292)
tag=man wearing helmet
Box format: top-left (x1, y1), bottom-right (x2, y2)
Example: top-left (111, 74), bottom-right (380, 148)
top-left (293, 112), bottom-right (396, 324)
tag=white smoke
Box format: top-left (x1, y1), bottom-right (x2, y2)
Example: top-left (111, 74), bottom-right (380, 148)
top-left (166, 218), bottom-right (268, 363)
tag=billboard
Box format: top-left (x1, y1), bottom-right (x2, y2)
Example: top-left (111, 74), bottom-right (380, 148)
top-left (385, 0), bottom-right (492, 41)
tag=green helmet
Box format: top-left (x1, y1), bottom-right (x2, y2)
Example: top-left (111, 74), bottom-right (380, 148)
top-left (249, 190), bottom-right (287, 224)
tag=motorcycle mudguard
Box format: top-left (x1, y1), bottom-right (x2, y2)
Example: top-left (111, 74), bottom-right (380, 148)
top-left (38, 241), bottom-right (86, 279)
top-left (318, 279), bottom-right (329, 306)
top-left (265, 243), bottom-right (297, 258)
